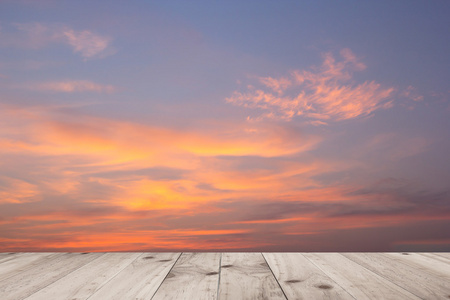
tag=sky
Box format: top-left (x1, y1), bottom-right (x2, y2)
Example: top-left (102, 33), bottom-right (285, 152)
top-left (0, 0), bottom-right (449, 252)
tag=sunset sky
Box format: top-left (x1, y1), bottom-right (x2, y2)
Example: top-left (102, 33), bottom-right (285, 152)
top-left (1, 0), bottom-right (449, 252)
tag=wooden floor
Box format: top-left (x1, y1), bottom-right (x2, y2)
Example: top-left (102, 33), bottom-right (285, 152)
top-left (0, 252), bottom-right (449, 299)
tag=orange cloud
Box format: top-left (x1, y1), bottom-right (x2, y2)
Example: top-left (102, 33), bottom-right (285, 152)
top-left (0, 104), bottom-right (323, 212)
top-left (1, 101), bottom-right (446, 252)
top-left (0, 177), bottom-right (41, 204)
top-left (227, 48), bottom-right (395, 124)
top-left (0, 105), bottom-right (319, 161)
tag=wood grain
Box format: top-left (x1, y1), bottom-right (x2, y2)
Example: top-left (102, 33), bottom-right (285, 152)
top-left (434, 252), bottom-right (450, 259)
top-left (0, 252), bottom-right (57, 282)
top-left (304, 253), bottom-right (422, 300)
top-left (88, 252), bottom-right (180, 300)
top-left (219, 252), bottom-right (285, 300)
top-left (24, 252), bottom-right (140, 300)
top-left (1, 252), bottom-right (448, 300)
top-left (343, 252), bottom-right (450, 299)
top-left (0, 252), bottom-right (101, 300)
top-left (151, 252), bottom-right (220, 300)
top-left (263, 253), bottom-right (353, 300)
top-left (418, 252), bottom-right (450, 264)
top-left (385, 252), bottom-right (450, 279)
top-left (0, 253), bottom-right (20, 264)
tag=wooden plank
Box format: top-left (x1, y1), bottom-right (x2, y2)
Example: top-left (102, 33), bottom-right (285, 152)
top-left (24, 252), bottom-right (140, 300)
top-left (88, 252), bottom-right (180, 300)
top-left (418, 252), bottom-right (450, 264)
top-left (0, 252), bottom-right (24, 265)
top-left (384, 252), bottom-right (450, 278)
top-left (219, 252), bottom-right (285, 300)
top-left (0, 252), bottom-right (102, 300)
top-left (0, 252), bottom-right (57, 282)
top-left (263, 253), bottom-right (353, 300)
top-left (434, 252), bottom-right (450, 259)
top-left (342, 253), bottom-right (450, 299)
top-left (304, 253), bottom-right (421, 300)
top-left (0, 253), bottom-right (16, 262)
top-left (151, 252), bottom-right (220, 300)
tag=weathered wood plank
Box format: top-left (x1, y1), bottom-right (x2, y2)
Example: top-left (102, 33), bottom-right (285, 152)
top-left (263, 253), bottom-right (353, 300)
top-left (151, 252), bottom-right (220, 300)
top-left (24, 252), bottom-right (140, 300)
top-left (343, 252), bottom-right (450, 299)
top-left (0, 252), bottom-right (24, 265)
top-left (304, 253), bottom-right (421, 300)
top-left (434, 252), bottom-right (450, 259)
top-left (88, 252), bottom-right (180, 300)
top-left (0, 253), bottom-right (16, 262)
top-left (384, 252), bottom-right (450, 279)
top-left (0, 252), bottom-right (448, 299)
top-left (0, 252), bottom-right (102, 300)
top-left (418, 252), bottom-right (450, 264)
top-left (0, 252), bottom-right (58, 282)
top-left (219, 252), bottom-right (285, 300)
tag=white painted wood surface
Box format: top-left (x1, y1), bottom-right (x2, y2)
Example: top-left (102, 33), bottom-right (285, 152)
top-left (0, 252), bottom-right (449, 299)
top-left (151, 252), bottom-right (220, 300)
top-left (263, 253), bottom-right (353, 300)
top-left (219, 252), bottom-right (285, 300)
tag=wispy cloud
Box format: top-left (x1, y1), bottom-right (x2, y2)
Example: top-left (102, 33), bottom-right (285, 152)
top-left (0, 22), bottom-right (113, 59)
top-left (227, 49), bottom-right (395, 124)
top-left (62, 29), bottom-right (111, 58)
top-left (26, 80), bottom-right (116, 93)
top-left (0, 177), bottom-right (41, 204)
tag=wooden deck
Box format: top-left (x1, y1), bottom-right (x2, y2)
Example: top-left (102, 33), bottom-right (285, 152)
top-left (0, 252), bottom-right (449, 299)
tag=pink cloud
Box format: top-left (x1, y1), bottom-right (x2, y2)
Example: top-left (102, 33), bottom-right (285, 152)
top-left (227, 49), bottom-right (395, 124)
top-left (62, 29), bottom-right (112, 58)
top-left (26, 80), bottom-right (116, 93)
top-left (0, 23), bottom-right (113, 59)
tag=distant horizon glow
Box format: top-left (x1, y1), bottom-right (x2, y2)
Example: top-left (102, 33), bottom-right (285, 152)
top-left (0, 0), bottom-right (449, 252)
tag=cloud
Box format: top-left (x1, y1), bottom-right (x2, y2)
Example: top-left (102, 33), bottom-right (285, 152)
top-left (0, 104), bottom-right (322, 209)
top-left (26, 80), bottom-right (116, 93)
top-left (1, 102), bottom-right (447, 251)
top-left (227, 49), bottom-right (395, 124)
top-left (0, 22), bottom-right (113, 59)
top-left (62, 29), bottom-right (111, 58)
top-left (401, 85), bottom-right (424, 102)
top-left (0, 177), bottom-right (41, 204)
